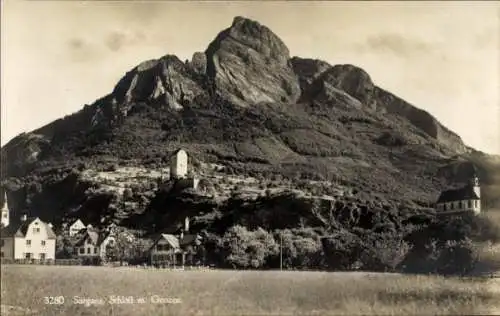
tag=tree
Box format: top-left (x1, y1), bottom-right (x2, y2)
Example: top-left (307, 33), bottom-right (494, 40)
top-left (321, 230), bottom-right (363, 270)
top-left (55, 235), bottom-right (77, 259)
top-left (105, 230), bottom-right (135, 264)
top-left (220, 225), bottom-right (279, 269)
top-left (359, 234), bottom-right (412, 272)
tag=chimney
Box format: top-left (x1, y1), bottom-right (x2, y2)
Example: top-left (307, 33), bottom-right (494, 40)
top-left (21, 214), bottom-right (27, 222)
top-left (184, 216), bottom-right (190, 233)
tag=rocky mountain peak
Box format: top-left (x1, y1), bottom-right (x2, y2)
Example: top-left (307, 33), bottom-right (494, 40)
top-left (226, 16), bottom-right (291, 65)
top-left (105, 54), bottom-right (206, 121)
top-left (204, 16), bottom-right (301, 107)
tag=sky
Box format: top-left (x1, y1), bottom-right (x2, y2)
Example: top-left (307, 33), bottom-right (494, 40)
top-left (1, 1), bottom-right (499, 154)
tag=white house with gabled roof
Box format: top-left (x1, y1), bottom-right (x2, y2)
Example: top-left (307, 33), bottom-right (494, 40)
top-left (74, 228), bottom-right (115, 260)
top-left (1, 216), bottom-right (57, 260)
top-left (69, 219), bottom-right (86, 236)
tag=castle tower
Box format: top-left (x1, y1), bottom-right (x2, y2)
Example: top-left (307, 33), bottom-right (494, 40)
top-left (170, 149), bottom-right (188, 179)
top-left (1, 192), bottom-right (10, 227)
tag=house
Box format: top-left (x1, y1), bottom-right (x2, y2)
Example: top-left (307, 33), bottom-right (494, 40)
top-left (436, 174), bottom-right (481, 214)
top-left (149, 233), bottom-right (182, 266)
top-left (1, 192), bottom-right (9, 228)
top-left (68, 219), bottom-right (86, 237)
top-left (0, 216), bottom-right (57, 260)
top-left (179, 233), bottom-right (203, 265)
top-left (149, 216), bottom-right (203, 266)
top-left (74, 229), bottom-right (115, 262)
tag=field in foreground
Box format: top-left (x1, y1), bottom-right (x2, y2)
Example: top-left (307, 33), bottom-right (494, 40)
top-left (1, 265), bottom-right (499, 316)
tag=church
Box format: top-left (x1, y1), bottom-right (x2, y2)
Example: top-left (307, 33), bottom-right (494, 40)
top-left (435, 174), bottom-right (481, 214)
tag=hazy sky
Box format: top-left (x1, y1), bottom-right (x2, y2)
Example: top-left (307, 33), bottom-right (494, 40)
top-left (1, 1), bottom-right (499, 154)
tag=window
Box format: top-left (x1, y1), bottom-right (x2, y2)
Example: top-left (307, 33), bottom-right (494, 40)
top-left (468, 200), bottom-right (472, 208)
top-left (450, 203), bottom-right (454, 210)
top-left (0, 252), bottom-right (3, 258)
top-left (2, 213), bottom-right (7, 218)
top-left (87, 248), bottom-right (91, 254)
top-left (79, 248), bottom-right (85, 254)
top-left (94, 247), bottom-right (98, 254)
top-left (1, 240), bottom-right (4, 247)
top-left (39, 253), bottom-right (46, 260)
top-left (41, 240), bottom-right (46, 246)
top-left (25, 253), bottom-right (32, 259)
top-left (26, 240), bottom-right (31, 246)
top-left (475, 200), bottom-right (478, 208)
top-left (443, 204), bottom-right (447, 211)
top-left (33, 227), bottom-right (40, 234)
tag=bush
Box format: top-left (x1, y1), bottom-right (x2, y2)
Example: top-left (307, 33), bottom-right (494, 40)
top-left (403, 238), bottom-right (479, 276)
top-left (436, 239), bottom-right (479, 275)
top-left (220, 225), bottom-right (279, 269)
top-left (321, 231), bottom-right (362, 270)
top-left (273, 229), bottom-right (324, 269)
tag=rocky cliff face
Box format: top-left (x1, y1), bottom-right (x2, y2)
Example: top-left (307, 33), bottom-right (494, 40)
top-left (110, 55), bottom-right (207, 112)
top-left (205, 16), bottom-right (301, 107)
top-left (1, 16), bottom-right (496, 228)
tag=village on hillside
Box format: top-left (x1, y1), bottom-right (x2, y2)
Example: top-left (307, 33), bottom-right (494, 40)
top-left (0, 148), bottom-right (484, 268)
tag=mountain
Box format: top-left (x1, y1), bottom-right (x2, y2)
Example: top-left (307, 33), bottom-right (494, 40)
top-left (1, 16), bottom-right (499, 230)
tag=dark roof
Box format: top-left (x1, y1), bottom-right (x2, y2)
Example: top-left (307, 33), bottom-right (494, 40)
top-left (180, 234), bottom-right (202, 247)
top-left (1, 225), bottom-right (18, 237)
top-left (0, 217), bottom-right (56, 239)
top-left (436, 184), bottom-right (479, 203)
top-left (74, 229), bottom-right (112, 247)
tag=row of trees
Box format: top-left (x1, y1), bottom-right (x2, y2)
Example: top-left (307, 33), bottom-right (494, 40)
top-left (196, 210), bottom-right (499, 274)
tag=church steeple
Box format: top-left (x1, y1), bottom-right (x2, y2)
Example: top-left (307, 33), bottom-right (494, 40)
top-left (470, 173), bottom-right (480, 199)
top-left (1, 191), bottom-right (10, 228)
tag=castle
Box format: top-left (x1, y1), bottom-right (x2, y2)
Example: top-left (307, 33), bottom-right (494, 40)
top-left (169, 149), bottom-right (199, 190)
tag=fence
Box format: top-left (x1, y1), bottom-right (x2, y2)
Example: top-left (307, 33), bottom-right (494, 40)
top-left (1, 258), bottom-right (83, 265)
top-left (0, 258), bottom-right (215, 270)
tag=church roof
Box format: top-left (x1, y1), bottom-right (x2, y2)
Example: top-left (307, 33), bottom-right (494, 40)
top-left (436, 184), bottom-right (479, 203)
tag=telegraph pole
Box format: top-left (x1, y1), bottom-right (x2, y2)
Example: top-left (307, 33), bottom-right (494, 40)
top-left (280, 234), bottom-right (283, 271)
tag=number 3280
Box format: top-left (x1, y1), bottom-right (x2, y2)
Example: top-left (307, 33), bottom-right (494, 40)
top-left (44, 296), bottom-right (65, 305)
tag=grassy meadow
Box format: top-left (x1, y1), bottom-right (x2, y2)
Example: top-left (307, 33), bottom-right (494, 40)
top-left (1, 265), bottom-right (499, 316)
